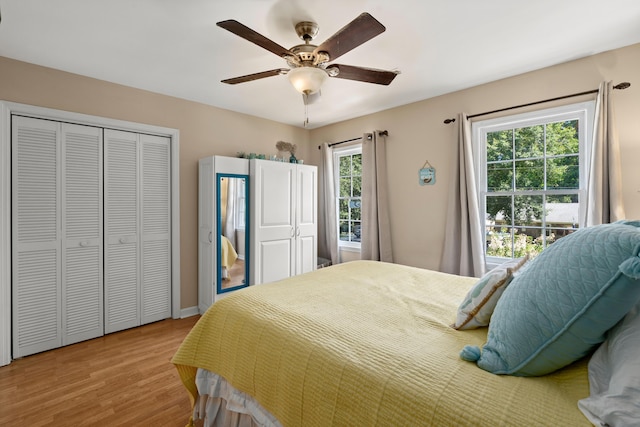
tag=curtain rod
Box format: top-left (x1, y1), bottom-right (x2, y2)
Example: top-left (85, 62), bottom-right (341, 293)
top-left (317, 130), bottom-right (389, 150)
top-left (443, 82), bottom-right (631, 124)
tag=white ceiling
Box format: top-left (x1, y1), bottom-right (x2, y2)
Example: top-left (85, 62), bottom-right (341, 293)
top-left (1, 0), bottom-right (639, 129)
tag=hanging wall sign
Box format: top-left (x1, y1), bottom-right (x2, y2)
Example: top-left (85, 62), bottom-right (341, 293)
top-left (419, 160), bottom-right (436, 186)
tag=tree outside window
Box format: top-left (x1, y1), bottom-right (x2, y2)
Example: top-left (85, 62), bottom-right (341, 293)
top-left (335, 147), bottom-right (362, 245)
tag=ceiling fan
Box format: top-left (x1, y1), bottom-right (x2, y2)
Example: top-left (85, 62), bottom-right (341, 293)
top-left (216, 13), bottom-right (399, 104)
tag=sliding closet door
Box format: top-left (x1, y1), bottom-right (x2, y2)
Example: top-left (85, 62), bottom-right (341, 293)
top-left (12, 117), bottom-right (103, 358)
top-left (61, 123), bottom-right (104, 345)
top-left (12, 117), bottom-right (61, 358)
top-left (140, 134), bottom-right (171, 324)
top-left (104, 130), bottom-right (171, 332)
top-left (104, 130), bottom-right (140, 333)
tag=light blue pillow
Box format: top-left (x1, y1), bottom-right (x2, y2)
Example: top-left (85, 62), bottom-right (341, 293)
top-left (461, 221), bottom-right (640, 376)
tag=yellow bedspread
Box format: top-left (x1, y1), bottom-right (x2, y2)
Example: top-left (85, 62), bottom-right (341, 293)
top-left (173, 260), bottom-right (590, 426)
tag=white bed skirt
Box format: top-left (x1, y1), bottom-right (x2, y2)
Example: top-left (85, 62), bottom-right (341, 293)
top-left (194, 369), bottom-right (282, 427)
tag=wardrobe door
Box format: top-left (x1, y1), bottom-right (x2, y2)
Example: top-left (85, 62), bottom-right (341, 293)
top-left (12, 117), bottom-right (61, 358)
top-left (250, 159), bottom-right (296, 285)
top-left (295, 164), bottom-right (318, 275)
top-left (198, 157), bottom-right (215, 312)
top-left (140, 134), bottom-right (171, 324)
top-left (61, 123), bottom-right (104, 345)
top-left (104, 129), bottom-right (140, 333)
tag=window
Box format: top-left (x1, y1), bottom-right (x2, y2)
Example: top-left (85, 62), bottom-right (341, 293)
top-left (234, 177), bottom-right (247, 229)
top-left (335, 145), bottom-right (362, 246)
top-left (473, 102), bottom-right (595, 264)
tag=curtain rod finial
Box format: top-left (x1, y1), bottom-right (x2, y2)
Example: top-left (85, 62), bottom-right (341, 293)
top-left (444, 118), bottom-right (456, 124)
top-left (614, 82), bottom-right (631, 90)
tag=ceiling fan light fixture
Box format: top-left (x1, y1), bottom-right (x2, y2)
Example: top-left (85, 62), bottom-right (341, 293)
top-left (288, 66), bottom-right (327, 95)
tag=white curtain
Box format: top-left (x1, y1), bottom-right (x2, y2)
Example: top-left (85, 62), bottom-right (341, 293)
top-left (318, 142), bottom-right (338, 265)
top-left (584, 81), bottom-right (626, 226)
top-left (224, 178), bottom-right (237, 248)
top-left (440, 113), bottom-right (485, 278)
top-left (361, 131), bottom-right (393, 262)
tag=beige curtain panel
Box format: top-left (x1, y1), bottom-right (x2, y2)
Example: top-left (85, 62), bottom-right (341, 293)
top-left (361, 131), bottom-right (393, 263)
top-left (440, 113), bottom-right (485, 278)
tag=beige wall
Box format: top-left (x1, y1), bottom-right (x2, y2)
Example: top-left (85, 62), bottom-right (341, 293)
top-left (309, 43), bottom-right (640, 272)
top-left (2, 42), bottom-right (638, 308)
top-left (0, 56), bottom-right (311, 310)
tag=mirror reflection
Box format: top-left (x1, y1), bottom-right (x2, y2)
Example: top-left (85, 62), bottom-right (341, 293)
top-left (217, 174), bottom-right (249, 293)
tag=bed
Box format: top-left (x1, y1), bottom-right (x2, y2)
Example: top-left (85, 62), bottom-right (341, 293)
top-left (173, 260), bottom-right (594, 426)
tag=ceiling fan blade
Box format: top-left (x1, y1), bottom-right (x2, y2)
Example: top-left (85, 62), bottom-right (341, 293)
top-left (329, 64), bottom-right (399, 85)
top-left (217, 20), bottom-right (292, 58)
top-left (314, 13), bottom-right (385, 62)
top-left (221, 69), bottom-right (289, 85)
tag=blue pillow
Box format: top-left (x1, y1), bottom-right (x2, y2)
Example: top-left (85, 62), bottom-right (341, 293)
top-left (460, 221), bottom-right (640, 376)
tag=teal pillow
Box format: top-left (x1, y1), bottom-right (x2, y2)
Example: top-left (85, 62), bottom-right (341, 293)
top-left (460, 221), bottom-right (640, 376)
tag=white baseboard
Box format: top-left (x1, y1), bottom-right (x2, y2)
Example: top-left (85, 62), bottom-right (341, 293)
top-left (180, 306), bottom-right (200, 318)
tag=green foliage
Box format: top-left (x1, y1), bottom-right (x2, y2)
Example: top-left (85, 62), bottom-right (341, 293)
top-left (338, 152), bottom-right (362, 242)
top-left (486, 120), bottom-right (579, 224)
top-left (485, 120), bottom-right (579, 257)
top-left (486, 228), bottom-right (556, 258)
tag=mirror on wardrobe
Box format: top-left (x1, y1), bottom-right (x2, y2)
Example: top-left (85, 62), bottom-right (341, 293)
top-left (216, 173), bottom-right (250, 294)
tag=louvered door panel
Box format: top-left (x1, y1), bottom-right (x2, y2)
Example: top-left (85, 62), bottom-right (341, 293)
top-left (12, 116), bottom-right (62, 358)
top-left (104, 129), bottom-right (140, 333)
top-left (61, 123), bottom-right (103, 345)
top-left (140, 135), bottom-right (171, 324)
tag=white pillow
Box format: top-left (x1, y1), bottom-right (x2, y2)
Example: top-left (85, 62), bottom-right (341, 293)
top-left (578, 302), bottom-right (640, 426)
top-left (451, 256), bottom-right (527, 330)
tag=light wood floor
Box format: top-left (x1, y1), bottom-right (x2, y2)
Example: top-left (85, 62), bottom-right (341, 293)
top-left (0, 316), bottom-right (200, 427)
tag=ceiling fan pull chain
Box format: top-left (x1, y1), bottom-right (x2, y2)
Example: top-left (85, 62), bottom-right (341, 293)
top-left (304, 102), bottom-right (309, 128)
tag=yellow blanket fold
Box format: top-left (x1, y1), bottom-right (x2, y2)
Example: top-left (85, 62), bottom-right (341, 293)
top-left (220, 235), bottom-right (238, 269)
top-left (173, 260), bottom-right (590, 426)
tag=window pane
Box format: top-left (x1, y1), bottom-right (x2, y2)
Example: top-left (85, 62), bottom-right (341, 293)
top-left (546, 120), bottom-right (579, 156)
top-left (351, 205), bottom-right (361, 221)
top-left (515, 125), bottom-right (544, 159)
top-left (486, 226), bottom-right (513, 258)
top-left (352, 176), bottom-right (362, 197)
top-left (487, 162), bottom-right (512, 192)
top-left (547, 155), bottom-right (579, 189)
top-left (514, 227), bottom-right (543, 257)
top-left (513, 195), bottom-right (543, 226)
top-left (339, 156), bottom-right (351, 176)
top-left (338, 198), bottom-right (349, 219)
top-left (487, 130), bottom-right (513, 162)
top-left (353, 221), bottom-right (361, 242)
top-left (515, 159), bottom-right (544, 190)
top-left (352, 154), bottom-right (362, 176)
top-left (486, 195), bottom-right (512, 225)
top-left (545, 195), bottom-right (579, 228)
top-left (339, 176), bottom-right (351, 197)
top-left (339, 220), bottom-right (350, 241)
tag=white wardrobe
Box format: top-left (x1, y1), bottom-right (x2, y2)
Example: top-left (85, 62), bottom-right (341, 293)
top-left (250, 159), bottom-right (318, 285)
top-left (198, 157), bottom-right (317, 312)
top-left (11, 115), bottom-right (173, 358)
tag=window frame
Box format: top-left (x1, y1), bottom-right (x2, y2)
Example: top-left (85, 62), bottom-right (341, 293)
top-left (472, 101), bottom-right (595, 268)
top-left (334, 144), bottom-right (362, 249)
